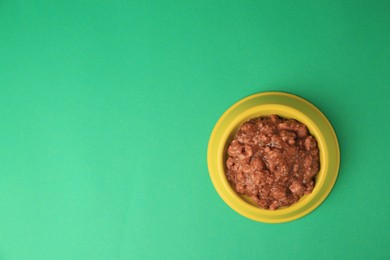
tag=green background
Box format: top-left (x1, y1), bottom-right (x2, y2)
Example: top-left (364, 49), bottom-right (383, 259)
top-left (1, 0), bottom-right (389, 259)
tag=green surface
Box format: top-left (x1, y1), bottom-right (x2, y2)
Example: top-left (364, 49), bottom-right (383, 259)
top-left (0, 0), bottom-right (389, 259)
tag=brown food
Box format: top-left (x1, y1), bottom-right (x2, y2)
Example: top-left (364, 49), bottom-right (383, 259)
top-left (225, 114), bottom-right (320, 210)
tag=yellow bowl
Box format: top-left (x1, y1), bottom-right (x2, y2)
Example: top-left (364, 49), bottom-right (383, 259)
top-left (207, 92), bottom-right (340, 223)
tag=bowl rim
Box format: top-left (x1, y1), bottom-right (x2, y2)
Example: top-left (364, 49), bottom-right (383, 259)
top-left (207, 91), bottom-right (340, 223)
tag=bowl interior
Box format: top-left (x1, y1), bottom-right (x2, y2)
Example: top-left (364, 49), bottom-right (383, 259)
top-left (219, 104), bottom-right (328, 210)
